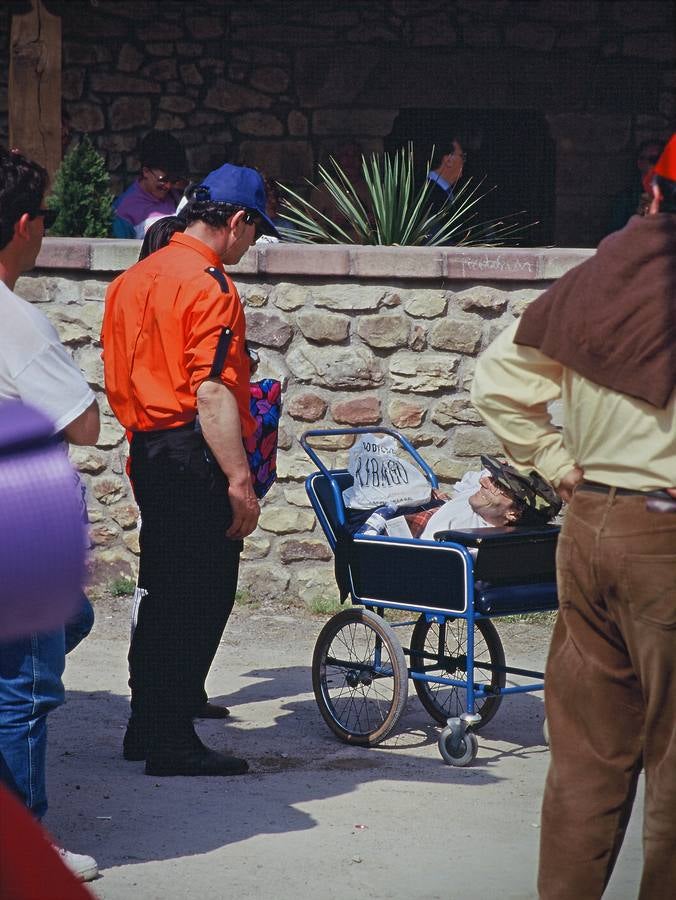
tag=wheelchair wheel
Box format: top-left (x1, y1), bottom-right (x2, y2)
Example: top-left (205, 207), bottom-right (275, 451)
top-left (409, 615), bottom-right (505, 729)
top-left (438, 727), bottom-right (479, 767)
top-left (312, 607), bottom-right (409, 746)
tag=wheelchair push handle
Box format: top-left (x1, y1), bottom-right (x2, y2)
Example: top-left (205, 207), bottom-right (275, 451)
top-left (300, 426), bottom-right (439, 489)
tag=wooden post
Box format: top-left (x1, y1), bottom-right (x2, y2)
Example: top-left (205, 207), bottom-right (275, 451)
top-left (9, 0), bottom-right (62, 181)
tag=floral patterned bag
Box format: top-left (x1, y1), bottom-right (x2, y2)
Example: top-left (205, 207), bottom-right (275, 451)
top-left (244, 379), bottom-right (281, 498)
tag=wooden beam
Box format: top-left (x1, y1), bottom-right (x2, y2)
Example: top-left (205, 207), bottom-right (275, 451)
top-left (9, 0), bottom-right (62, 182)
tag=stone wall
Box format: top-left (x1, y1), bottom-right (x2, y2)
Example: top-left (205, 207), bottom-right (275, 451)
top-left (21, 238), bottom-right (591, 605)
top-left (1, 0), bottom-right (673, 246)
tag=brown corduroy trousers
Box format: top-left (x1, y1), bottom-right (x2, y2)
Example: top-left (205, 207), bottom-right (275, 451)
top-left (538, 490), bottom-right (676, 900)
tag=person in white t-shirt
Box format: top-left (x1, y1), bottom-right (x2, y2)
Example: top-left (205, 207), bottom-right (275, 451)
top-left (0, 146), bottom-right (100, 883)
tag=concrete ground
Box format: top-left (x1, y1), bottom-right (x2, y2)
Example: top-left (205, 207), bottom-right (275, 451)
top-left (45, 597), bottom-right (643, 900)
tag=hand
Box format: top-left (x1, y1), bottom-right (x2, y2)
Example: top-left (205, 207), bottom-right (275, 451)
top-left (668, 488), bottom-right (676, 499)
top-left (226, 479), bottom-right (260, 539)
top-left (557, 466), bottom-right (584, 503)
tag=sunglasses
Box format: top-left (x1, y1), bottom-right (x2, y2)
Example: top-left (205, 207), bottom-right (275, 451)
top-left (149, 169), bottom-right (183, 185)
top-left (31, 208), bottom-right (58, 229)
top-left (243, 210), bottom-right (263, 237)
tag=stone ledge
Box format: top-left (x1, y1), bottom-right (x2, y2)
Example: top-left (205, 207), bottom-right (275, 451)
top-left (36, 238), bottom-right (595, 280)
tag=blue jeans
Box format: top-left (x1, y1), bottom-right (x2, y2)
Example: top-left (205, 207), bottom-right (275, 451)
top-left (0, 595), bottom-right (93, 819)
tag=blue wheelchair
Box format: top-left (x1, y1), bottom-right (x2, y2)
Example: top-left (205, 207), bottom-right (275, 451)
top-left (302, 427), bottom-right (559, 766)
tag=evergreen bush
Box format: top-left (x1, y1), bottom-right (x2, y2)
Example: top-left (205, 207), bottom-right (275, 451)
top-left (47, 135), bottom-right (114, 237)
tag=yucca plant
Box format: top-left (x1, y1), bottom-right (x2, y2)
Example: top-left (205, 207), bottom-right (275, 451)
top-left (277, 144), bottom-right (534, 246)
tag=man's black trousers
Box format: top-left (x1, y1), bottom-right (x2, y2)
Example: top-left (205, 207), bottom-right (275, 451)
top-left (128, 427), bottom-right (242, 752)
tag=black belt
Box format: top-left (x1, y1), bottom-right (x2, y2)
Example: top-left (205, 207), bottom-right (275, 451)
top-left (578, 481), bottom-right (670, 498)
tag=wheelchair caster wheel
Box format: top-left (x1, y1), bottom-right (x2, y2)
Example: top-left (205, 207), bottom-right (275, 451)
top-left (439, 726), bottom-right (479, 767)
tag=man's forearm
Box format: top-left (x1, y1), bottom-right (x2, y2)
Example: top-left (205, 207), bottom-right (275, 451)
top-left (196, 379), bottom-right (250, 486)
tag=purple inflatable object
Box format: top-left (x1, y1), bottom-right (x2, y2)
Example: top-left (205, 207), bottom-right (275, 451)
top-left (0, 401), bottom-right (86, 640)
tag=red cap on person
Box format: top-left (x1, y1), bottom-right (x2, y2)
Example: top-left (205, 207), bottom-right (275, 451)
top-left (653, 134), bottom-right (676, 181)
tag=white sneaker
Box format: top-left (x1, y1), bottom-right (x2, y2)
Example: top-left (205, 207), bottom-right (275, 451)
top-left (53, 846), bottom-right (99, 882)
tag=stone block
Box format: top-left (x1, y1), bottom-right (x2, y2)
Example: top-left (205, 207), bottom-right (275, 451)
top-left (232, 112), bottom-right (284, 136)
top-left (146, 43), bottom-right (174, 57)
top-left (307, 433), bottom-right (355, 450)
top-left (539, 249), bottom-right (593, 279)
top-left (432, 316), bottom-right (484, 354)
top-left (250, 67), bottom-right (290, 93)
top-left (15, 276), bottom-right (49, 302)
top-left (431, 398), bottom-right (483, 427)
top-left (237, 564), bottom-right (290, 603)
top-left (90, 73), bottom-right (160, 94)
top-left (159, 95), bottom-right (196, 114)
top-left (154, 113), bottom-right (185, 131)
top-left (389, 352), bottom-right (460, 393)
top-left (180, 64), bottom-right (204, 86)
top-left (409, 325), bottom-right (426, 351)
top-left (331, 396), bottom-right (381, 426)
top-left (286, 392), bottom-right (328, 422)
top-left (507, 288), bottom-right (542, 317)
top-left (123, 530), bottom-right (140, 555)
top-left (452, 285), bottom-right (509, 313)
top-left (287, 110), bottom-right (308, 136)
top-left (279, 540), bottom-right (332, 564)
top-left (287, 344), bottom-right (383, 389)
top-left (92, 477), bottom-right (127, 506)
top-left (445, 248), bottom-right (540, 281)
top-left (271, 283), bottom-right (311, 311)
top-left (118, 44), bottom-right (143, 73)
top-left (258, 507), bottom-right (316, 535)
top-left (295, 47), bottom-right (380, 106)
top-left (62, 69), bottom-right (84, 101)
top-left (90, 523), bottom-right (119, 547)
top-left (312, 108), bottom-right (398, 135)
top-left (350, 246), bottom-right (443, 279)
top-left (453, 426), bottom-right (504, 457)
top-left (547, 113), bottom-right (632, 153)
top-left (239, 140), bottom-right (313, 182)
top-left (186, 16), bottom-right (224, 39)
top-left (314, 284), bottom-right (386, 312)
top-left (110, 97), bottom-right (152, 131)
top-left (278, 451), bottom-right (320, 481)
top-left (283, 487), bottom-right (312, 507)
top-left (204, 80), bottom-right (273, 111)
top-left (463, 23), bottom-right (501, 47)
top-left (69, 447), bottom-right (107, 475)
top-left (389, 399), bottom-right (426, 429)
top-left (425, 455), bottom-right (474, 484)
top-left (245, 311), bottom-right (293, 348)
top-left (110, 505), bottom-right (139, 530)
top-left (277, 423), bottom-right (294, 451)
top-left (261, 245), bottom-right (348, 277)
top-left (623, 32), bottom-right (674, 62)
top-left (68, 102), bottom-right (106, 133)
top-left (90, 239), bottom-right (141, 272)
top-left (403, 290), bottom-right (447, 318)
top-left (297, 310), bottom-right (350, 343)
top-left (74, 345), bottom-right (104, 390)
top-left (135, 22), bottom-right (183, 41)
top-left (96, 423), bottom-right (125, 450)
top-left (241, 536), bottom-right (271, 560)
top-left (357, 314), bottom-right (410, 349)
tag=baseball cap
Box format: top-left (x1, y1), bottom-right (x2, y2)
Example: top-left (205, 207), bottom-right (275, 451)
top-left (480, 455), bottom-right (562, 523)
top-left (193, 163), bottom-right (279, 237)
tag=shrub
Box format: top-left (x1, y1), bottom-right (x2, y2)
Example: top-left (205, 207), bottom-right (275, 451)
top-left (47, 135), bottom-right (113, 237)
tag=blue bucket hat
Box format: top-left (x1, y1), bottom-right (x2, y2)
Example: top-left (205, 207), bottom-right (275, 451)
top-left (194, 163), bottom-right (279, 237)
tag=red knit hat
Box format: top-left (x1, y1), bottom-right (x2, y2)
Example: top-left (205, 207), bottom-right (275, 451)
top-left (653, 134), bottom-right (676, 181)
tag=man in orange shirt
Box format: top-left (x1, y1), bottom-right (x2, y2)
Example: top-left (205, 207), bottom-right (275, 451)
top-left (102, 164), bottom-right (278, 777)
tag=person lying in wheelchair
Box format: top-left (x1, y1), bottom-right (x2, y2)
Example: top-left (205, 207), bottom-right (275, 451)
top-left (413, 456), bottom-right (561, 540)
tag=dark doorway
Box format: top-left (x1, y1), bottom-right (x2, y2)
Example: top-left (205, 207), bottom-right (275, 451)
top-left (385, 110), bottom-right (555, 246)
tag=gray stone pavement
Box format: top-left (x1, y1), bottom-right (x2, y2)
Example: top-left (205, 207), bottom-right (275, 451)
top-left (44, 600), bottom-right (643, 899)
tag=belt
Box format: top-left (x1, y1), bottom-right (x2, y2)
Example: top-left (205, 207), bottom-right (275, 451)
top-left (578, 480), bottom-right (670, 498)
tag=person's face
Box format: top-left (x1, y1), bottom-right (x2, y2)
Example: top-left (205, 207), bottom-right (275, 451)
top-left (468, 474), bottom-right (519, 526)
top-left (140, 166), bottom-right (177, 201)
top-left (220, 209), bottom-right (259, 264)
top-left (636, 143), bottom-right (663, 176)
top-left (440, 141), bottom-right (465, 185)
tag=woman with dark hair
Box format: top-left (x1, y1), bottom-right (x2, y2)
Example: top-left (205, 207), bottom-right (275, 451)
top-left (137, 214), bottom-right (186, 261)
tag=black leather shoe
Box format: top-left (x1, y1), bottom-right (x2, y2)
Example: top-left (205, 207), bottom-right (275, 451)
top-left (195, 702), bottom-right (231, 719)
top-left (145, 746), bottom-right (249, 777)
top-left (123, 724), bottom-right (147, 761)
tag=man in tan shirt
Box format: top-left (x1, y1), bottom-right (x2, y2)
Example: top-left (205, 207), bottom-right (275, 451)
top-left (472, 135), bottom-right (676, 900)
